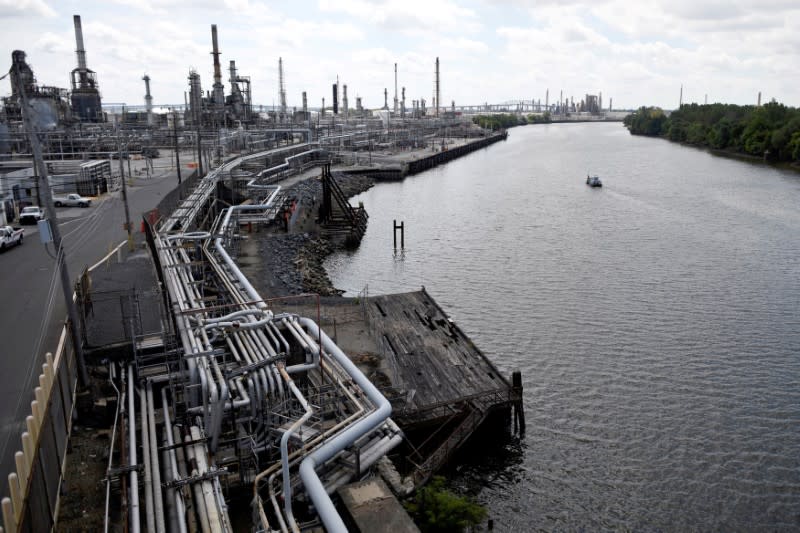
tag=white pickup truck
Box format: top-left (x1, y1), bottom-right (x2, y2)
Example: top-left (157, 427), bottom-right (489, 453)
top-left (19, 206), bottom-right (45, 225)
top-left (0, 225), bottom-right (24, 250)
top-left (53, 193), bottom-right (91, 208)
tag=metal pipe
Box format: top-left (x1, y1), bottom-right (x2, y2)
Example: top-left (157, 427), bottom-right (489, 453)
top-left (296, 319), bottom-right (393, 533)
top-left (161, 388), bottom-right (188, 533)
top-left (103, 363), bottom-right (121, 533)
top-left (127, 365), bottom-right (141, 533)
top-left (146, 382), bottom-right (167, 532)
top-left (183, 430), bottom-right (211, 533)
top-left (278, 367), bottom-right (313, 533)
top-left (190, 426), bottom-right (224, 532)
top-left (140, 387), bottom-right (156, 533)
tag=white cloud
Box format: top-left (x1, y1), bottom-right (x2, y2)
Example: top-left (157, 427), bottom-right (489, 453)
top-left (0, 0), bottom-right (56, 18)
top-left (0, 0), bottom-right (798, 109)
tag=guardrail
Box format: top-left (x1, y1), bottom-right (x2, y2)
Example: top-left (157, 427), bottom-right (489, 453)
top-left (1, 240), bottom-right (128, 533)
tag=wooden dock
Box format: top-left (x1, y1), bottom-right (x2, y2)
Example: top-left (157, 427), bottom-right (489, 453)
top-left (359, 289), bottom-right (513, 424)
top-left (273, 288), bottom-right (523, 487)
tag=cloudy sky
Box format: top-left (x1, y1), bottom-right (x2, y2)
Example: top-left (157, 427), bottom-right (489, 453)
top-left (1, 0), bottom-right (798, 111)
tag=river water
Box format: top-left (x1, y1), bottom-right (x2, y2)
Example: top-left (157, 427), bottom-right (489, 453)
top-left (324, 123), bottom-right (800, 531)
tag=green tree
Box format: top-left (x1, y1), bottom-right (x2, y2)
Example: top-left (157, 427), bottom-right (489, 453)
top-left (404, 476), bottom-right (487, 532)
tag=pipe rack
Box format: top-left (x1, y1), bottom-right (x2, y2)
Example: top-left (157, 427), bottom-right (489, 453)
top-left (123, 146), bottom-right (402, 532)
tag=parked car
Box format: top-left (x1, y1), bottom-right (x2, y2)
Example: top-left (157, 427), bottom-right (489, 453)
top-left (19, 206), bottom-right (45, 225)
top-left (0, 225), bottom-right (23, 250)
top-left (53, 193), bottom-right (91, 208)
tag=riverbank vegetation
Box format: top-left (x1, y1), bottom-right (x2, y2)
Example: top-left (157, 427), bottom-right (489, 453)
top-left (472, 112), bottom-right (551, 130)
top-left (404, 476), bottom-right (487, 532)
top-left (624, 102), bottom-right (800, 162)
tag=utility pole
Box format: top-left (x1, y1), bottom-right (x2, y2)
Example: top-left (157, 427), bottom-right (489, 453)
top-left (14, 62), bottom-right (89, 387)
top-left (173, 109), bottom-right (182, 186)
top-left (115, 129), bottom-right (134, 251)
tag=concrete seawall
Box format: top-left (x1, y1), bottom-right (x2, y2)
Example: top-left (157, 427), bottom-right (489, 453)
top-left (403, 132), bottom-right (508, 176)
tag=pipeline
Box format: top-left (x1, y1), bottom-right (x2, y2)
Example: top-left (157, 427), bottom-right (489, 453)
top-left (127, 365), bottom-right (141, 533)
top-left (149, 145), bottom-right (406, 533)
top-left (297, 318), bottom-right (393, 533)
top-left (103, 363), bottom-right (121, 533)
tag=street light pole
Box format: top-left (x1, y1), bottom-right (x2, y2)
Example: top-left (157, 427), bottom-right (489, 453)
top-left (115, 128), bottom-right (134, 251)
top-left (14, 62), bottom-right (89, 387)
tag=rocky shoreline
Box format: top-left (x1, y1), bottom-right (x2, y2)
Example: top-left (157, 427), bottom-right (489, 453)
top-left (249, 171), bottom-right (375, 298)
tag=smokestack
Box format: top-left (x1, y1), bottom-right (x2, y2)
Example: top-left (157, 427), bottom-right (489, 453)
top-left (342, 84), bottom-right (348, 121)
top-left (679, 84), bottom-right (683, 108)
top-left (332, 83), bottom-right (338, 114)
top-left (545, 89), bottom-right (549, 110)
top-left (73, 15), bottom-right (87, 71)
top-left (211, 24), bottom-right (225, 107)
top-left (383, 88), bottom-right (388, 110)
top-left (210, 25), bottom-right (224, 106)
top-left (609, 98), bottom-right (612, 112)
top-left (401, 86), bottom-right (406, 117)
top-left (143, 75), bottom-right (153, 126)
top-left (435, 57), bottom-right (440, 118)
top-left (302, 91), bottom-right (307, 114)
top-left (229, 60), bottom-right (237, 93)
top-left (394, 63), bottom-right (398, 115)
top-left (322, 97), bottom-right (325, 117)
top-left (757, 91), bottom-right (761, 107)
top-left (279, 57), bottom-right (287, 116)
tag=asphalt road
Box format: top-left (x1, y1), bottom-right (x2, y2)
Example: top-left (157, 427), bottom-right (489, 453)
top-left (0, 152), bottom-right (193, 497)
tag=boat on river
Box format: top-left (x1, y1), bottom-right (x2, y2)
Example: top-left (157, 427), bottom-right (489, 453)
top-left (586, 175), bottom-right (602, 187)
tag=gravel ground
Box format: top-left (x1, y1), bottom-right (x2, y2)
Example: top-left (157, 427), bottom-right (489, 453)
top-left (242, 171), bottom-right (375, 299)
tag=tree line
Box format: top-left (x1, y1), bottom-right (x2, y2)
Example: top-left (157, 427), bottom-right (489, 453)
top-left (472, 112), bottom-right (552, 130)
top-left (623, 102), bottom-right (800, 162)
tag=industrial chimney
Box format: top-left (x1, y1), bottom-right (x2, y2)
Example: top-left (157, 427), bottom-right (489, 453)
top-left (342, 84), bottom-right (348, 121)
top-left (70, 15), bottom-right (103, 122)
top-left (143, 75), bottom-right (153, 125)
top-left (435, 57), bottom-right (440, 118)
top-left (210, 25), bottom-right (224, 108)
top-left (279, 57), bottom-right (287, 119)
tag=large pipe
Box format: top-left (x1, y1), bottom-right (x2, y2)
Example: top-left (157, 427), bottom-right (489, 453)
top-left (190, 426), bottom-right (224, 532)
top-left (127, 365), bottom-right (141, 533)
top-left (140, 388), bottom-right (156, 533)
top-left (183, 430), bottom-right (211, 533)
top-left (296, 319), bottom-right (393, 533)
top-left (278, 366), bottom-right (314, 533)
top-left (161, 388), bottom-right (188, 533)
top-left (73, 15), bottom-right (87, 71)
top-left (146, 382), bottom-right (167, 532)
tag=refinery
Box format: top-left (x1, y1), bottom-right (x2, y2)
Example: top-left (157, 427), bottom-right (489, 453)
top-left (0, 12), bottom-right (622, 533)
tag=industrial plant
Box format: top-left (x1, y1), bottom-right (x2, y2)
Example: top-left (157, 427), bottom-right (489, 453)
top-left (0, 12), bottom-right (618, 533)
